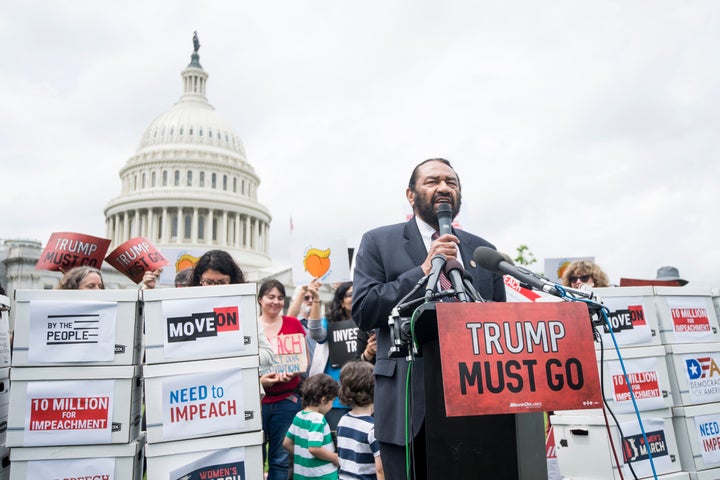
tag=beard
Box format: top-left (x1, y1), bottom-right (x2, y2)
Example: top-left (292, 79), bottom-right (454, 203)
top-left (414, 191), bottom-right (461, 229)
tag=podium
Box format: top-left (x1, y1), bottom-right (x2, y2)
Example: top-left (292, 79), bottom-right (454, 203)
top-left (412, 303), bottom-right (547, 479)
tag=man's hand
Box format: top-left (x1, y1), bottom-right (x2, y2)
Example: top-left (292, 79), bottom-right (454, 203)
top-left (421, 233), bottom-right (459, 275)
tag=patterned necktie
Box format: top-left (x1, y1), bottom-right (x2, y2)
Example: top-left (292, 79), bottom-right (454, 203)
top-left (431, 231), bottom-right (453, 291)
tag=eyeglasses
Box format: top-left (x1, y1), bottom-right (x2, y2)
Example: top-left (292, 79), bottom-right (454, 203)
top-left (570, 275), bottom-right (592, 283)
top-left (344, 292), bottom-right (353, 298)
top-left (303, 295), bottom-right (313, 301)
top-left (200, 278), bottom-right (230, 286)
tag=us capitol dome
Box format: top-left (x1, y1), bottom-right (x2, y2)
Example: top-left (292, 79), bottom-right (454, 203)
top-left (104, 34), bottom-right (272, 275)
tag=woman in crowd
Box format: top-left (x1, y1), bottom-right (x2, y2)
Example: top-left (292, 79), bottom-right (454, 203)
top-left (258, 279), bottom-right (307, 480)
top-left (308, 281), bottom-right (358, 432)
top-left (189, 249), bottom-right (246, 286)
top-left (561, 260), bottom-right (610, 289)
top-left (58, 266), bottom-right (105, 290)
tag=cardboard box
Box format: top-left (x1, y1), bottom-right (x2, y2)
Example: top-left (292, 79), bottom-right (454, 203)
top-left (143, 283), bottom-right (260, 364)
top-left (552, 408), bottom-right (681, 479)
top-left (12, 289), bottom-right (142, 366)
top-left (144, 356), bottom-right (261, 444)
top-left (593, 345), bottom-right (674, 413)
top-left (9, 434), bottom-right (144, 479)
top-left (0, 296), bottom-right (11, 369)
top-left (688, 467), bottom-right (720, 480)
top-left (0, 368), bottom-right (8, 447)
top-left (665, 342), bottom-right (720, 407)
top-left (592, 287), bottom-right (662, 349)
top-left (7, 365), bottom-right (142, 447)
top-left (672, 403), bottom-right (720, 472)
top-left (0, 446), bottom-right (9, 480)
top-left (145, 430), bottom-right (263, 479)
top-left (654, 287), bottom-right (720, 345)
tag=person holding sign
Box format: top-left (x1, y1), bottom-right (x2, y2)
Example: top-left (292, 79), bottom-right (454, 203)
top-left (259, 279), bottom-right (308, 480)
top-left (308, 281), bottom-right (358, 434)
top-left (352, 158), bottom-right (506, 480)
top-left (57, 266), bottom-right (105, 290)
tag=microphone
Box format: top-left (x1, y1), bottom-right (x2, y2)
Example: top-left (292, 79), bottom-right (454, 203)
top-left (444, 259), bottom-right (470, 302)
top-left (425, 254), bottom-right (447, 301)
top-left (473, 246), bottom-right (562, 297)
top-left (436, 203), bottom-right (453, 236)
top-left (461, 270), bottom-right (485, 302)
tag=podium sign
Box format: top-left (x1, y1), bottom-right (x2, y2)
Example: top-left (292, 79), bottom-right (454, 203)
top-left (437, 302), bottom-right (602, 416)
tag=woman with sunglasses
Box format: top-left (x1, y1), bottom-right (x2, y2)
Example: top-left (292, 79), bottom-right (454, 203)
top-left (561, 260), bottom-right (610, 289)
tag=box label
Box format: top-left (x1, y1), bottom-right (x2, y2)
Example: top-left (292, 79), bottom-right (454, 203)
top-left (620, 417), bottom-right (674, 477)
top-left (28, 300), bottom-right (118, 363)
top-left (161, 297), bottom-right (245, 360)
top-left (667, 297), bottom-right (714, 342)
top-left (170, 447), bottom-right (247, 480)
top-left (26, 457), bottom-right (116, 479)
top-left (694, 413), bottom-right (720, 465)
top-left (600, 297), bottom-right (653, 346)
top-left (24, 379), bottom-right (114, 446)
top-left (609, 356), bottom-right (665, 412)
top-left (684, 352), bottom-right (720, 403)
top-left (161, 368), bottom-right (246, 441)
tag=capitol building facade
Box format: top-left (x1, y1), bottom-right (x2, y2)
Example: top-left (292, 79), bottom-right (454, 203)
top-left (1, 36), bottom-right (290, 303)
top-left (104, 42), bottom-right (273, 274)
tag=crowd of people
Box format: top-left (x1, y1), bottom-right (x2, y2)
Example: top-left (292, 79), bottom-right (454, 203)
top-left (42, 156), bottom-right (691, 480)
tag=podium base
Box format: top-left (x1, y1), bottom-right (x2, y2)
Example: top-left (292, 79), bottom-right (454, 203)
top-left (424, 340), bottom-right (547, 480)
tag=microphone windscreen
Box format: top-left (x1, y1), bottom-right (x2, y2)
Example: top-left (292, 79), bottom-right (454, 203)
top-left (444, 258), bottom-right (463, 274)
top-left (472, 246), bottom-right (505, 272)
top-left (500, 252), bottom-right (515, 266)
top-left (436, 203), bottom-right (452, 217)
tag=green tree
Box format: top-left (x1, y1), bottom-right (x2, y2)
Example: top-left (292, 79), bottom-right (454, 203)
top-left (513, 244), bottom-right (536, 266)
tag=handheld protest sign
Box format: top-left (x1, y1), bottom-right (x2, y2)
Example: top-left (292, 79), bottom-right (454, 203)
top-left (327, 319), bottom-right (359, 368)
top-left (105, 237), bottom-right (169, 284)
top-left (291, 238), bottom-right (351, 284)
top-left (36, 232), bottom-right (111, 272)
top-left (268, 333), bottom-right (308, 375)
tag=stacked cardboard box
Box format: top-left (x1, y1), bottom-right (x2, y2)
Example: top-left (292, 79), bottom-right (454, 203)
top-left (553, 286), bottom-right (720, 480)
top-left (7, 289), bottom-right (145, 479)
top-left (141, 284), bottom-right (264, 479)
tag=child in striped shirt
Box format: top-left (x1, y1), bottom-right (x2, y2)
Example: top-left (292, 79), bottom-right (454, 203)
top-left (284, 373), bottom-right (340, 480)
top-left (336, 361), bottom-right (384, 480)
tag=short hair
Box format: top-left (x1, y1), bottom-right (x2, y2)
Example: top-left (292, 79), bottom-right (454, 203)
top-left (174, 268), bottom-right (193, 287)
top-left (561, 260), bottom-right (610, 288)
top-left (407, 158), bottom-right (457, 191)
top-left (189, 250), bottom-right (246, 286)
top-left (258, 279), bottom-right (286, 300)
top-left (339, 361), bottom-right (374, 407)
top-left (301, 373), bottom-right (339, 407)
top-left (57, 266), bottom-right (105, 290)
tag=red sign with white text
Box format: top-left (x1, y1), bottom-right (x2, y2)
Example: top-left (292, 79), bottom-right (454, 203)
top-left (105, 236), bottom-right (169, 283)
top-left (36, 232), bottom-right (111, 272)
top-left (29, 396), bottom-right (110, 431)
top-left (437, 302), bottom-right (602, 416)
top-left (671, 306), bottom-right (710, 333)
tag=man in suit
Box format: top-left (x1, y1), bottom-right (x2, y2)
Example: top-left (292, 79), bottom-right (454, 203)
top-left (352, 158), bottom-right (506, 479)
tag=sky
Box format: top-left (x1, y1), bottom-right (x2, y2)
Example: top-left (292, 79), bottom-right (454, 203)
top-left (2, 1), bottom-right (720, 288)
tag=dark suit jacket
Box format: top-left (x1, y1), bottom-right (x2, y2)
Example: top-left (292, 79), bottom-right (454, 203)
top-left (352, 218), bottom-right (506, 446)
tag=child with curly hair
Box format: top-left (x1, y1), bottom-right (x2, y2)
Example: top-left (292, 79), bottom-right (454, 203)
top-left (284, 373), bottom-right (340, 480)
top-left (336, 361), bottom-right (384, 480)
